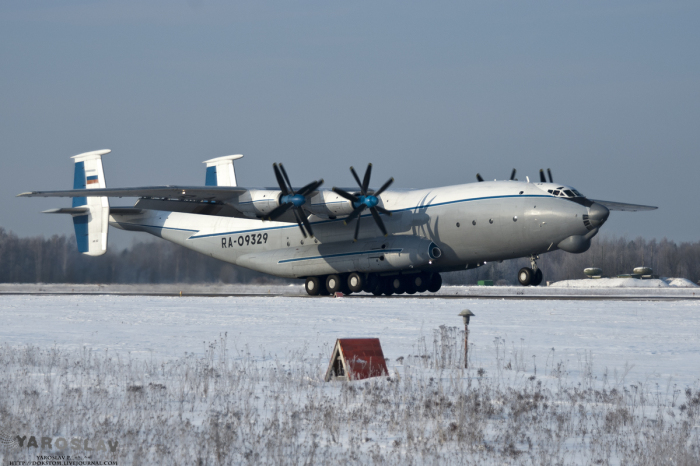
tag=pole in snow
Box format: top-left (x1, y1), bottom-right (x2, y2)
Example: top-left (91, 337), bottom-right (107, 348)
top-left (458, 309), bottom-right (475, 369)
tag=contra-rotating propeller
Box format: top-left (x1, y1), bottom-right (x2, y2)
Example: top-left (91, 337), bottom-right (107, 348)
top-left (332, 164), bottom-right (394, 241)
top-left (264, 163), bottom-right (323, 238)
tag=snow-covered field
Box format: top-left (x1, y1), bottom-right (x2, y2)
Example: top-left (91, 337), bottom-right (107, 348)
top-left (1, 295), bottom-right (699, 464)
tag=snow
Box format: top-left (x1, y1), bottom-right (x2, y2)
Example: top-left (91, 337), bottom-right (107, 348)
top-left (2, 294), bottom-right (699, 387)
top-left (550, 277), bottom-right (670, 288)
top-left (664, 277), bottom-right (699, 287)
top-left (550, 277), bottom-right (700, 288)
top-left (2, 294), bottom-right (700, 463)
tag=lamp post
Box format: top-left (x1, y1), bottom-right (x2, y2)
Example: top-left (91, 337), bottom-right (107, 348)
top-left (458, 309), bottom-right (475, 369)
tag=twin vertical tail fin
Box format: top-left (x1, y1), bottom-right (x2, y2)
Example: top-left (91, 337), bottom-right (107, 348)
top-left (203, 154), bottom-right (243, 187)
top-left (68, 150), bottom-right (110, 256)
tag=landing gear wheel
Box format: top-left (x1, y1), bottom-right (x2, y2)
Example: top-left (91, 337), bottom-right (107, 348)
top-left (305, 277), bottom-right (322, 296)
top-left (390, 276), bottom-right (405, 294)
top-left (326, 274), bottom-right (342, 294)
top-left (363, 274), bottom-right (380, 293)
top-left (381, 277), bottom-right (394, 296)
top-left (427, 273), bottom-right (442, 293)
top-left (347, 272), bottom-right (364, 293)
top-left (414, 273), bottom-right (430, 293)
top-left (518, 267), bottom-right (533, 286)
top-left (532, 269), bottom-right (543, 286)
top-left (404, 276), bottom-right (417, 294)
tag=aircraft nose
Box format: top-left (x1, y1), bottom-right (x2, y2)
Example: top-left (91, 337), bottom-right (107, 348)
top-left (587, 202), bottom-right (610, 228)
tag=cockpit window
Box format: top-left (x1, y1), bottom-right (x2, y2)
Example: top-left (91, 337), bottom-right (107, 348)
top-left (548, 190), bottom-right (553, 194)
top-left (564, 189), bottom-right (575, 197)
top-left (572, 189), bottom-right (584, 197)
top-left (552, 190), bottom-right (560, 196)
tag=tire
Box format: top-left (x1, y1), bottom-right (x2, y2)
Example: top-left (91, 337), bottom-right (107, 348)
top-left (305, 277), bottom-right (322, 296)
top-left (414, 273), bottom-right (430, 293)
top-left (404, 277), bottom-right (417, 295)
top-left (532, 268), bottom-right (543, 286)
top-left (347, 272), bottom-right (364, 293)
top-left (381, 277), bottom-right (394, 296)
top-left (363, 274), bottom-right (380, 293)
top-left (390, 276), bottom-right (405, 294)
top-left (518, 267), bottom-right (533, 286)
top-left (427, 273), bottom-right (442, 293)
top-left (326, 274), bottom-right (342, 294)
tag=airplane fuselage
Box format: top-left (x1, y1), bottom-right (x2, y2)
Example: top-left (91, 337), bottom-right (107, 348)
top-left (109, 180), bottom-right (594, 278)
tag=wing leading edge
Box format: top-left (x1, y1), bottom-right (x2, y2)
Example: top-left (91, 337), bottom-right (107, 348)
top-left (17, 186), bottom-right (247, 203)
top-left (590, 199), bottom-right (658, 212)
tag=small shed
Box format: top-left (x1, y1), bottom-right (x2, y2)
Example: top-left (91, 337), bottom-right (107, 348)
top-left (324, 338), bottom-right (388, 382)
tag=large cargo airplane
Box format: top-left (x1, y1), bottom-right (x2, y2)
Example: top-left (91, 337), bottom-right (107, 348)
top-left (18, 150), bottom-right (656, 296)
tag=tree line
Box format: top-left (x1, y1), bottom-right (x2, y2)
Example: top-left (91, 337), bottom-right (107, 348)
top-left (1, 226), bottom-right (698, 285)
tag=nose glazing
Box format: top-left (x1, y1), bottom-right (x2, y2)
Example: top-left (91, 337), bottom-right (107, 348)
top-left (587, 203), bottom-right (610, 228)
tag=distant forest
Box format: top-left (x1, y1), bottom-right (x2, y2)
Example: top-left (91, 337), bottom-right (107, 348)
top-left (1, 227), bottom-right (699, 285)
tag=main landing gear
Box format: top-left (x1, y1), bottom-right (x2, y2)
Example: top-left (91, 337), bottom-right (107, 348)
top-left (518, 255), bottom-right (543, 286)
top-left (304, 272), bottom-right (442, 296)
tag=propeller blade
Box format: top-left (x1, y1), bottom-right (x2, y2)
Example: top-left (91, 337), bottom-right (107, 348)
top-left (539, 169), bottom-right (546, 183)
top-left (297, 207), bottom-right (314, 237)
top-left (374, 205), bottom-right (392, 216)
top-left (476, 173), bottom-right (484, 182)
top-left (353, 211), bottom-right (362, 242)
top-left (349, 166), bottom-right (365, 195)
top-left (264, 202), bottom-right (292, 221)
top-left (370, 207), bottom-right (388, 236)
top-left (297, 179), bottom-right (324, 196)
top-left (278, 163), bottom-right (294, 194)
top-left (332, 187), bottom-right (360, 203)
top-left (374, 177), bottom-right (394, 196)
top-left (343, 205), bottom-right (366, 225)
top-left (291, 208), bottom-right (308, 238)
top-left (362, 163), bottom-right (372, 194)
top-left (547, 168), bottom-right (553, 183)
top-left (272, 164), bottom-right (289, 196)
top-left (510, 168), bottom-right (516, 181)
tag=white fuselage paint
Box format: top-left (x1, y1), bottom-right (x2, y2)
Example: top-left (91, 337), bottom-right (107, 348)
top-left (109, 181), bottom-right (592, 278)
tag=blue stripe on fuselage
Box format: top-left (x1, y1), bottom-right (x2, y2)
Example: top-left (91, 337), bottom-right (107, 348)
top-left (278, 248), bottom-right (403, 264)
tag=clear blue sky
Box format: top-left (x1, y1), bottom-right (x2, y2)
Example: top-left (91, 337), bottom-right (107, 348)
top-left (1, 1), bottom-right (698, 248)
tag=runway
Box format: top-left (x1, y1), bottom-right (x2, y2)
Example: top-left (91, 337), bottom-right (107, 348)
top-left (1, 283), bottom-right (698, 300)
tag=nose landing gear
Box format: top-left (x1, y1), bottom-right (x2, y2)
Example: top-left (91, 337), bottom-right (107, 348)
top-left (518, 255), bottom-right (543, 286)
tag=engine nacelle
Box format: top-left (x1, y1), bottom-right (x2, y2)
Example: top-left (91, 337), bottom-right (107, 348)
top-left (230, 189), bottom-right (281, 218)
top-left (304, 190), bottom-right (361, 218)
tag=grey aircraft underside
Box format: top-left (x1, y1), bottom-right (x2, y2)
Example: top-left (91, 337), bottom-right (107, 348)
top-left (19, 151), bottom-right (656, 296)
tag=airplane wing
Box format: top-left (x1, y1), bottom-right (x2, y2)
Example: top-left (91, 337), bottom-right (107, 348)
top-left (17, 186), bottom-right (247, 202)
top-left (590, 199), bottom-right (658, 211)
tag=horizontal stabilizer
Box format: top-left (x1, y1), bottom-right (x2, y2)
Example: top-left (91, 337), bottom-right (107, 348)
top-left (18, 185), bottom-right (247, 202)
top-left (590, 199), bottom-right (658, 212)
top-left (43, 207), bottom-right (89, 214)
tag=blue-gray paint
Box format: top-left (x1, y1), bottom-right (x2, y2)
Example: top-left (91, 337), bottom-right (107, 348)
top-left (205, 166), bottom-right (217, 186)
top-left (72, 162), bottom-right (87, 207)
top-left (72, 214), bottom-right (89, 252)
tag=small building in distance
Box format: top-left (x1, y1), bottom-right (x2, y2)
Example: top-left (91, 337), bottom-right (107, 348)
top-left (324, 338), bottom-right (389, 382)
